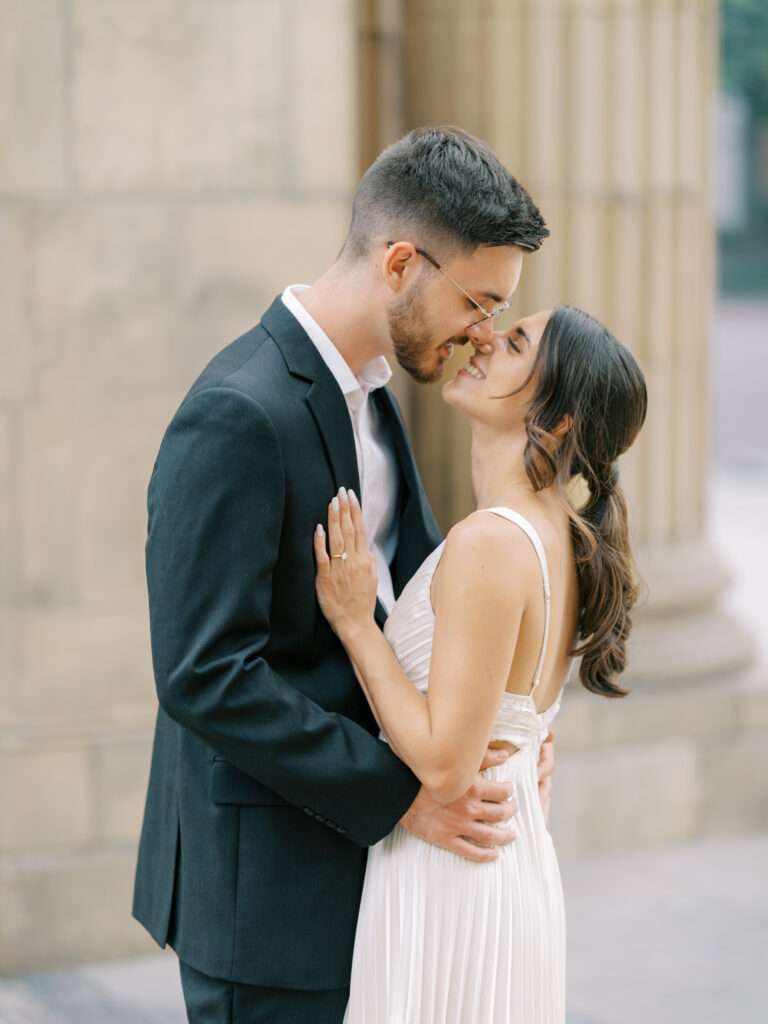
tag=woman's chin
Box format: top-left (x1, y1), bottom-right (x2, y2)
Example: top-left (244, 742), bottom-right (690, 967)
top-left (441, 373), bottom-right (470, 409)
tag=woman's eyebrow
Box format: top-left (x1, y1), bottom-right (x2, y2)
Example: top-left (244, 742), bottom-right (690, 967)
top-left (516, 325), bottom-right (532, 347)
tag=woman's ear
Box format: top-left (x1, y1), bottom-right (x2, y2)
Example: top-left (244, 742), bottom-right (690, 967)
top-left (552, 413), bottom-right (573, 438)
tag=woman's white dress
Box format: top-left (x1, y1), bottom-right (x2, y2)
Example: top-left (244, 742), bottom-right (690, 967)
top-left (343, 507), bottom-right (572, 1023)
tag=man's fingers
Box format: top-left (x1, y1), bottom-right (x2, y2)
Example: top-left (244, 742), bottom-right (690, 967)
top-left (472, 780), bottom-right (517, 805)
top-left (479, 748), bottom-right (511, 771)
top-left (474, 801), bottom-right (513, 824)
top-left (450, 838), bottom-right (499, 864)
top-left (537, 740), bottom-right (555, 782)
top-left (462, 822), bottom-right (516, 847)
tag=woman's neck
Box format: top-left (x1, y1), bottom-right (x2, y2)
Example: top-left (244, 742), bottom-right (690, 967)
top-left (470, 423), bottom-right (539, 510)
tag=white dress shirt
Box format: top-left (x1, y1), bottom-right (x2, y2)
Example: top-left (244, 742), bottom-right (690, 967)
top-left (281, 285), bottom-right (400, 613)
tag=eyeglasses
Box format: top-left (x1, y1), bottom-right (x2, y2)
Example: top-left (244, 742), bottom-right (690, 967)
top-left (386, 242), bottom-right (512, 330)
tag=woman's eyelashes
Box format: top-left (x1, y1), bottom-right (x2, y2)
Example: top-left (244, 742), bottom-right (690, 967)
top-left (506, 336), bottom-right (521, 353)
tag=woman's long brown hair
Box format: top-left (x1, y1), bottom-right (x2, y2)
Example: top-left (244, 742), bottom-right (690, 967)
top-left (521, 306), bottom-right (648, 697)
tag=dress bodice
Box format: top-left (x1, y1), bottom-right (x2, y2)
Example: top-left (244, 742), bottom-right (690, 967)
top-left (382, 507), bottom-right (574, 751)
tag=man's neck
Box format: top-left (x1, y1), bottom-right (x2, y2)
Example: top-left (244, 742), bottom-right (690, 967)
top-left (296, 266), bottom-right (388, 375)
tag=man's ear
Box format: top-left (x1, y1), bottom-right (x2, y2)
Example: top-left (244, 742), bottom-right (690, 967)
top-left (383, 241), bottom-right (418, 293)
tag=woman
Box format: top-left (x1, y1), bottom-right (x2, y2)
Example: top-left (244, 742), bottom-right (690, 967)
top-left (313, 305), bottom-right (648, 1023)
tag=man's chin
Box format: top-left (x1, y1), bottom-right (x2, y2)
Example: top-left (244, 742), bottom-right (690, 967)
top-left (399, 358), bottom-right (447, 385)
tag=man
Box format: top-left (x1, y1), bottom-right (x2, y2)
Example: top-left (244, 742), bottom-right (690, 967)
top-left (133, 126), bottom-right (552, 1022)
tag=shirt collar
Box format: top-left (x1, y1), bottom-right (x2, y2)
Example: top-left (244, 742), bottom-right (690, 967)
top-left (281, 284), bottom-right (392, 397)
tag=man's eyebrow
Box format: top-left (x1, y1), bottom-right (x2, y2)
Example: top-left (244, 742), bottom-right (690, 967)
top-left (516, 325), bottom-right (532, 347)
top-left (479, 290), bottom-right (505, 304)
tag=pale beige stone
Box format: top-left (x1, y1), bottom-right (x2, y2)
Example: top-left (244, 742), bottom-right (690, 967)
top-left (523, 4), bottom-right (566, 191)
top-left (608, 0), bottom-right (643, 195)
top-left (173, 199), bottom-right (351, 377)
top-left (734, 679), bottom-right (768, 731)
top-left (697, 735), bottom-right (768, 833)
top-left (18, 609), bottom-right (153, 720)
top-left (626, 605), bottom-right (755, 682)
top-left (566, 198), bottom-right (609, 317)
top-left (0, 848), bottom-right (156, 972)
top-left (0, 1), bottom-right (67, 191)
top-left (0, 748), bottom-right (92, 852)
top-left (73, 0), bottom-right (285, 190)
top-left (0, 208), bottom-right (31, 401)
top-left (0, 408), bottom-right (15, 599)
top-left (568, 0), bottom-right (609, 192)
top-left (288, 0), bottom-right (357, 194)
top-left (27, 204), bottom-right (180, 405)
top-left (91, 738), bottom-right (153, 844)
top-left (549, 739), bottom-right (699, 856)
top-left (647, 1), bottom-right (678, 190)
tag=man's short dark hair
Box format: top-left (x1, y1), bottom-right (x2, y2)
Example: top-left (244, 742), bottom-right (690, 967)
top-left (341, 125), bottom-right (549, 261)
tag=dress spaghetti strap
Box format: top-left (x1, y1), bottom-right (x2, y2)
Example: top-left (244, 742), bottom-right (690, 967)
top-left (479, 507), bottom-right (552, 695)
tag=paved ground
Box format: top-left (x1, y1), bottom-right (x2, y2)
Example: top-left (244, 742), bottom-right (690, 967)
top-left (1, 831), bottom-right (766, 1023)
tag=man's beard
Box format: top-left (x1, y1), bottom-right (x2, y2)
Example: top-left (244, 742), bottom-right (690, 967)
top-left (388, 289), bottom-right (461, 384)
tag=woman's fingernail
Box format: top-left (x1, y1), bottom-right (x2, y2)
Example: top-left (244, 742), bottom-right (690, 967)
top-left (349, 489), bottom-right (358, 505)
top-left (316, 524), bottom-right (324, 535)
top-left (332, 496), bottom-right (339, 511)
top-left (339, 486), bottom-right (347, 502)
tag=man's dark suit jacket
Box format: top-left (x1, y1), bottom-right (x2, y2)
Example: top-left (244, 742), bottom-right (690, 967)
top-left (132, 295), bottom-right (443, 990)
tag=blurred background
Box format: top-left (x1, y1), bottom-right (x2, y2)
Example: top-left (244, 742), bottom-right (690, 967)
top-left (1, 1), bottom-right (766, 1021)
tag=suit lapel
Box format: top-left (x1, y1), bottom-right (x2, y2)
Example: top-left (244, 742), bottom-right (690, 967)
top-left (262, 296), bottom-right (361, 497)
top-left (262, 295), bottom-right (385, 624)
top-left (304, 383), bottom-right (361, 498)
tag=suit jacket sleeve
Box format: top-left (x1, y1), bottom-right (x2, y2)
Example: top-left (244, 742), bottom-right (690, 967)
top-left (146, 385), bottom-right (420, 847)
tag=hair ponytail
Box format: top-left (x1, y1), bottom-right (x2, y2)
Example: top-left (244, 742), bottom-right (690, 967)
top-left (567, 462), bottom-right (639, 697)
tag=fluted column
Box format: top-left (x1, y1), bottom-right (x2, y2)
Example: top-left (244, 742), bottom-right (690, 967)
top-left (365, 0), bottom-right (753, 682)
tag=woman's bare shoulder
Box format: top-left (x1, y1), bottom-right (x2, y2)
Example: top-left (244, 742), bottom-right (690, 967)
top-left (433, 509), bottom-right (540, 605)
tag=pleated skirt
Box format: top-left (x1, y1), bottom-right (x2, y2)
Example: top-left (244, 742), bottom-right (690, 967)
top-left (343, 745), bottom-right (566, 1023)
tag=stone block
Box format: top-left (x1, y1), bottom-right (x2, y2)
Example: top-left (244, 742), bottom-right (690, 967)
top-left (549, 739), bottom-right (699, 857)
top-left (27, 204), bottom-right (179, 406)
top-left (17, 405), bottom-right (83, 610)
top-left (568, 0), bottom-right (609, 192)
top-left (286, 0), bottom-right (357, 194)
top-left (0, 208), bottom-right (31, 401)
top-left (646, 1), bottom-right (677, 190)
top-left (0, 2), bottom-right (67, 191)
top-left (734, 681), bottom-right (768, 731)
top-left (0, 847), bottom-right (156, 973)
top-left (91, 738), bottom-right (153, 845)
top-left (173, 199), bottom-right (350, 377)
top-left (73, 0), bottom-right (285, 190)
top-left (0, 407), bottom-right (17, 600)
top-left (0, 747), bottom-right (93, 853)
top-left (18, 609), bottom-right (154, 720)
top-left (608, 0), bottom-right (643, 195)
top-left (584, 684), bottom-right (739, 748)
top-left (696, 735), bottom-right (768, 834)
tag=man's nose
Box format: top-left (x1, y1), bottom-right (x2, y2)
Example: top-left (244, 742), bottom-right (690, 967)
top-left (466, 316), bottom-right (496, 353)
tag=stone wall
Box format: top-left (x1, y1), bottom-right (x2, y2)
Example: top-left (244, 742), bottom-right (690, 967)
top-left (1, 0), bottom-right (358, 974)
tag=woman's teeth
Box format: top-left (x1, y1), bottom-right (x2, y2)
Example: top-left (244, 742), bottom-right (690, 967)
top-left (464, 363), bottom-right (485, 380)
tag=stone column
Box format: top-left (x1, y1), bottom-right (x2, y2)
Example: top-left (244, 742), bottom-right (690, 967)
top-left (1, 0), bottom-right (359, 972)
top-left (390, 0), bottom-right (754, 683)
